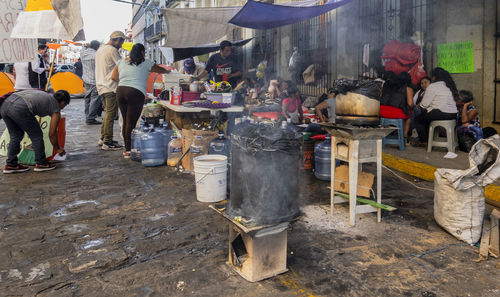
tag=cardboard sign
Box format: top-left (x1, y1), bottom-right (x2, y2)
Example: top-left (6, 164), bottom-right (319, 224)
top-left (0, 0), bottom-right (38, 63)
top-left (0, 116), bottom-right (53, 157)
top-left (437, 41), bottom-right (474, 74)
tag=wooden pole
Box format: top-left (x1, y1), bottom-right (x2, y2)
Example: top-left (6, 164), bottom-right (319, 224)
top-left (45, 48), bottom-right (58, 91)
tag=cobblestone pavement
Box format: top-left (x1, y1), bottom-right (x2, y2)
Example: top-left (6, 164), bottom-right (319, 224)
top-left (0, 99), bottom-right (499, 297)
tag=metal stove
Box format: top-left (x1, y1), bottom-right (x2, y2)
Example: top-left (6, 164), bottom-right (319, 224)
top-left (320, 123), bottom-right (396, 226)
top-left (210, 202), bottom-right (289, 282)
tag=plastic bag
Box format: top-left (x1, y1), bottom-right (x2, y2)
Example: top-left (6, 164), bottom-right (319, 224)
top-left (331, 79), bottom-right (382, 101)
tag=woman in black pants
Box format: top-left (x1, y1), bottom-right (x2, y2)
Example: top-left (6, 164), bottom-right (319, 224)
top-left (413, 67), bottom-right (458, 145)
top-left (111, 43), bottom-right (169, 158)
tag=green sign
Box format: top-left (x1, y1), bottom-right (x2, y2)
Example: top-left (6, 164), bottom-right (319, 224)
top-left (437, 41), bottom-right (474, 73)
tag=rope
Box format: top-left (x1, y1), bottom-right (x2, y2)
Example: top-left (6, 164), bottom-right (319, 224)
top-left (407, 243), bottom-right (469, 280)
top-left (382, 165), bottom-right (434, 192)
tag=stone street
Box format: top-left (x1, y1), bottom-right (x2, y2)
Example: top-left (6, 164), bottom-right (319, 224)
top-left (0, 99), bottom-right (499, 297)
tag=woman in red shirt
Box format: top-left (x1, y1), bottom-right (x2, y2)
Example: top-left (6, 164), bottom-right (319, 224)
top-left (281, 86), bottom-right (303, 124)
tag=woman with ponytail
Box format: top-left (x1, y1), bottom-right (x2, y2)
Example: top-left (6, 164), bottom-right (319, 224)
top-left (413, 67), bottom-right (458, 145)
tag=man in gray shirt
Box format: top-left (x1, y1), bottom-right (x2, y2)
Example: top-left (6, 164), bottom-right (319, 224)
top-left (0, 90), bottom-right (70, 173)
top-left (81, 40), bottom-right (102, 125)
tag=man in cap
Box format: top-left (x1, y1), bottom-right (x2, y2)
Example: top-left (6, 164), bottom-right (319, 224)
top-left (95, 31), bottom-right (125, 150)
top-left (180, 58), bottom-right (207, 81)
top-left (81, 40), bottom-right (102, 125)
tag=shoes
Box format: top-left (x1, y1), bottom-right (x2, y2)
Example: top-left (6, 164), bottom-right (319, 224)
top-left (98, 139), bottom-right (120, 147)
top-left (3, 164), bottom-right (30, 174)
top-left (123, 150), bottom-right (131, 159)
top-left (86, 119), bottom-right (102, 125)
top-left (34, 163), bottom-right (56, 172)
top-left (102, 142), bottom-right (123, 151)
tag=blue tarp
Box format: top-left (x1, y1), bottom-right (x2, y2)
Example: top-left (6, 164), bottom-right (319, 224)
top-left (229, 0), bottom-right (353, 30)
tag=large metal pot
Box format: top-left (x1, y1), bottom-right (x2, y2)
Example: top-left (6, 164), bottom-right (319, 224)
top-left (335, 92), bottom-right (380, 125)
top-left (189, 81), bottom-right (204, 92)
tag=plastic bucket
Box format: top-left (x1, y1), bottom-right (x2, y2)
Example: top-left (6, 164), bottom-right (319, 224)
top-left (194, 155), bottom-right (228, 202)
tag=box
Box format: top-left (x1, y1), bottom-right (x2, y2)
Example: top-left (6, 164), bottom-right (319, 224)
top-left (181, 129), bottom-right (218, 172)
top-left (181, 91), bottom-right (201, 103)
top-left (205, 92), bottom-right (236, 104)
top-left (334, 165), bottom-right (374, 198)
top-left (228, 222), bottom-right (288, 282)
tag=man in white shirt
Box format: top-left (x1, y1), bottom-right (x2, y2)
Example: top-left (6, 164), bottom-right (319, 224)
top-left (29, 44), bottom-right (49, 89)
top-left (95, 31), bottom-right (125, 150)
top-left (81, 40), bottom-right (101, 125)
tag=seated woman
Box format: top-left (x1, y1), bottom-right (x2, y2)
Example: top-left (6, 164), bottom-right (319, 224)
top-left (379, 72), bottom-right (414, 140)
top-left (305, 88), bottom-right (336, 134)
top-left (456, 90), bottom-right (482, 151)
top-left (111, 43), bottom-right (170, 159)
top-left (411, 76), bottom-right (431, 134)
top-left (413, 67), bottom-right (458, 145)
top-left (281, 86), bottom-right (303, 124)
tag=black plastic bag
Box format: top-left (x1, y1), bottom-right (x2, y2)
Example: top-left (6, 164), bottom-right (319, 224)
top-left (331, 79), bottom-right (382, 100)
top-left (458, 132), bottom-right (476, 153)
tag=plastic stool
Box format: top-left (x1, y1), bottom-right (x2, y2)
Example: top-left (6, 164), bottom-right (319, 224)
top-left (381, 118), bottom-right (405, 150)
top-left (427, 120), bottom-right (457, 152)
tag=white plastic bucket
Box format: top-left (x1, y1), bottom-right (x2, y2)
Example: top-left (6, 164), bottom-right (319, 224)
top-left (194, 155), bottom-right (228, 202)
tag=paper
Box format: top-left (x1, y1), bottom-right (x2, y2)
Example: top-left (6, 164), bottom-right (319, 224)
top-left (53, 153), bottom-right (67, 161)
top-left (437, 41), bottom-right (474, 73)
top-left (443, 152), bottom-right (458, 159)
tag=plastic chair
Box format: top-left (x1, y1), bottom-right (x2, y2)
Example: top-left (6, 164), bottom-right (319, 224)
top-left (381, 118), bottom-right (405, 150)
top-left (427, 120), bottom-right (457, 153)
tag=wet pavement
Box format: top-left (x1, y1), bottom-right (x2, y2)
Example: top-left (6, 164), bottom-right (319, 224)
top-left (0, 98), bottom-right (499, 297)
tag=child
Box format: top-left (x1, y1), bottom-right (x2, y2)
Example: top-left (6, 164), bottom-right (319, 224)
top-left (456, 90), bottom-right (482, 152)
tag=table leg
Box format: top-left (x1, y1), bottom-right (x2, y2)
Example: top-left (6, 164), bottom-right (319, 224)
top-left (330, 137), bottom-right (337, 215)
top-left (376, 139), bottom-right (382, 223)
top-left (349, 139), bottom-right (359, 226)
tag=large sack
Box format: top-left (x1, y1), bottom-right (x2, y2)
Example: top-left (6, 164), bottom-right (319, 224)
top-left (434, 135), bottom-right (500, 244)
top-left (434, 170), bottom-right (485, 244)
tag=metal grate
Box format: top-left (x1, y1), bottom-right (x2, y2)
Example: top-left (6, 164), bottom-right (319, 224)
top-left (288, 0), bottom-right (434, 98)
top-left (358, 0), bottom-right (435, 79)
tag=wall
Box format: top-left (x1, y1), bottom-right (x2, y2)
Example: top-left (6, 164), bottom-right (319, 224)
top-left (432, 0), bottom-right (497, 127)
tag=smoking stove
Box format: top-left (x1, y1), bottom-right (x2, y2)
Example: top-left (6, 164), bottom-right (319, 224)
top-left (321, 123), bottom-right (396, 226)
top-left (211, 202), bottom-right (289, 282)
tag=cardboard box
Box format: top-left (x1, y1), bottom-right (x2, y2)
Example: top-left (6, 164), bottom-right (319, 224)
top-left (334, 165), bottom-right (374, 198)
top-left (181, 129), bottom-right (218, 172)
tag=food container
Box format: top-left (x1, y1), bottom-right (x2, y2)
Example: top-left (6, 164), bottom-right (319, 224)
top-left (182, 91), bottom-right (201, 103)
top-left (170, 87), bottom-right (182, 105)
top-left (205, 92), bottom-right (236, 104)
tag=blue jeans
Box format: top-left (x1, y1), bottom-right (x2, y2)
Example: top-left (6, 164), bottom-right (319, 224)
top-left (84, 83), bottom-right (101, 121)
top-left (0, 95), bottom-right (46, 166)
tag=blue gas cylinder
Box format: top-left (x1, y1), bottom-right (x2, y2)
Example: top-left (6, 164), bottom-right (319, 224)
top-left (141, 125), bottom-right (166, 167)
top-left (314, 134), bottom-right (339, 181)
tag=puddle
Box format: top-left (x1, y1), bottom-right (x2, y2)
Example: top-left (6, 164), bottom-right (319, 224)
top-left (50, 200), bottom-right (100, 218)
top-left (148, 213), bottom-right (171, 221)
top-left (82, 238), bottom-right (105, 250)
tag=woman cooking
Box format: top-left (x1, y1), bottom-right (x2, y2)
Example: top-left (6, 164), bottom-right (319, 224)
top-left (281, 86), bottom-right (303, 124)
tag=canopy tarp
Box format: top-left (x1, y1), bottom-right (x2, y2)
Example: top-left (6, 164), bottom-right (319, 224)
top-left (50, 72), bottom-right (84, 95)
top-left (160, 38), bottom-right (253, 63)
top-left (11, 0), bottom-right (85, 40)
top-left (229, 0), bottom-right (352, 29)
top-left (162, 7), bottom-right (240, 47)
top-left (0, 73), bottom-right (15, 96)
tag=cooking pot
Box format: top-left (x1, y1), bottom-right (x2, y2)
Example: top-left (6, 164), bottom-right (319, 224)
top-left (179, 79), bottom-right (190, 92)
top-left (335, 92), bottom-right (380, 125)
top-left (189, 81), bottom-right (204, 92)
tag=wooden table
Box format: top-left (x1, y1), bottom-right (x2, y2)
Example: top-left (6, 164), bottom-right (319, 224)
top-left (159, 101), bottom-right (244, 113)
